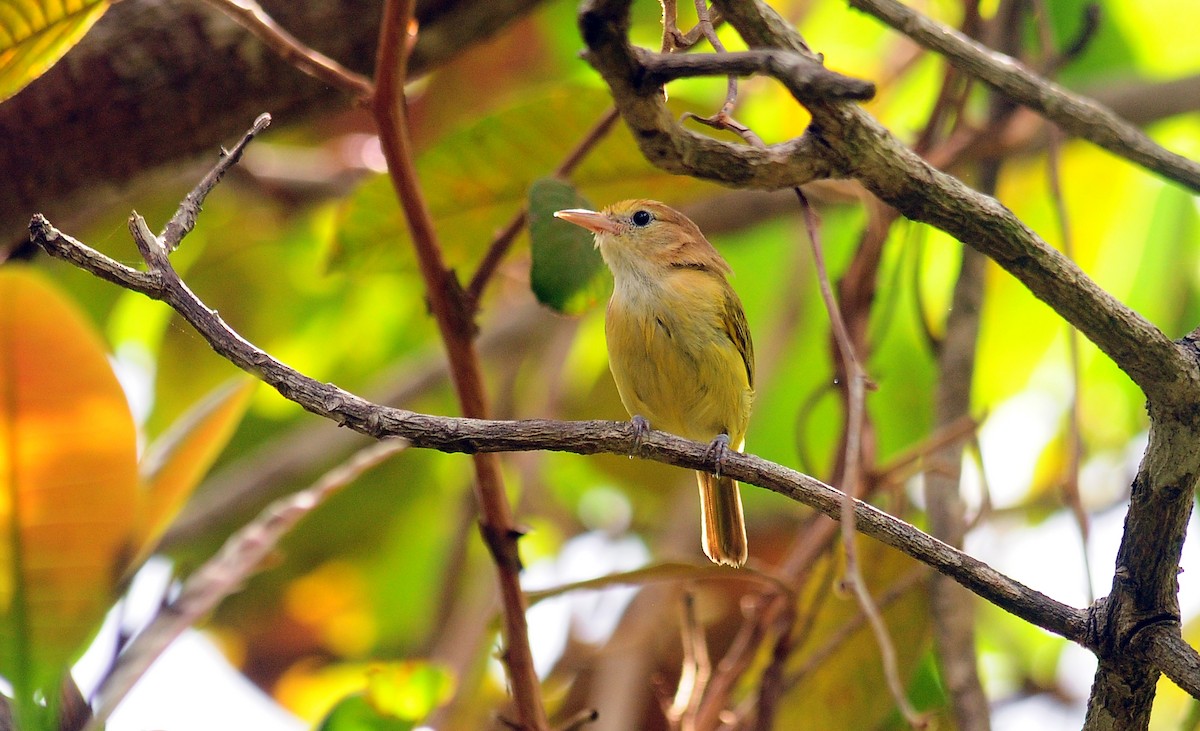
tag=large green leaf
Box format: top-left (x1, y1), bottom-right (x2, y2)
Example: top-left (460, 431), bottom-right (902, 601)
top-left (528, 178), bottom-right (608, 315)
top-left (329, 85), bottom-right (720, 274)
top-left (0, 0), bottom-right (110, 102)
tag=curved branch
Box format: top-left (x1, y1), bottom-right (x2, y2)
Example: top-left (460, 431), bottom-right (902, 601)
top-left (199, 0), bottom-right (374, 98)
top-left (847, 0), bottom-right (1200, 192)
top-left (578, 0), bottom-right (841, 186)
top-left (1144, 624), bottom-right (1200, 700)
top-left (845, 117), bottom-right (1190, 404)
top-left (584, 0), bottom-right (1191, 405)
top-left (636, 48), bottom-right (875, 101)
top-left (30, 213), bottom-right (1090, 648)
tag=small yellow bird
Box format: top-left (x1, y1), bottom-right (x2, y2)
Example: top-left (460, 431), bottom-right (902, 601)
top-left (554, 200), bottom-right (754, 567)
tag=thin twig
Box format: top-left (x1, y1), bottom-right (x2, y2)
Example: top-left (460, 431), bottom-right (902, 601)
top-left (1030, 0), bottom-right (1095, 605)
top-left (691, 0), bottom-right (737, 115)
top-left (199, 0), bottom-right (374, 98)
top-left (85, 440), bottom-right (407, 731)
top-left (662, 0), bottom-right (683, 50)
top-left (557, 708), bottom-right (601, 731)
top-left (160, 113), bottom-right (272, 250)
top-left (524, 563), bottom-right (791, 605)
top-left (370, 3), bottom-right (548, 727)
top-left (871, 415), bottom-right (979, 487)
top-left (782, 566), bottom-right (929, 691)
top-left (796, 190), bottom-right (924, 727)
top-left (1041, 3), bottom-right (1101, 76)
top-left (668, 593), bottom-right (711, 730)
top-left (661, 0), bottom-right (726, 51)
top-left (637, 49), bottom-right (874, 101)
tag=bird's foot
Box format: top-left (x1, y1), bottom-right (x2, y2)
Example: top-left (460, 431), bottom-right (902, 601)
top-left (705, 433), bottom-right (732, 478)
top-left (629, 415), bottom-right (651, 457)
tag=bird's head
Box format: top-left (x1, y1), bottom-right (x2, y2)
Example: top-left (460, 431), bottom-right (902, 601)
top-left (554, 200), bottom-right (730, 278)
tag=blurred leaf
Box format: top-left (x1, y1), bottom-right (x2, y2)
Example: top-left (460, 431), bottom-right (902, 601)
top-left (0, 0), bottom-right (109, 102)
top-left (365, 661), bottom-right (455, 721)
top-left (528, 178), bottom-right (608, 314)
top-left (772, 541), bottom-right (932, 728)
top-left (135, 377), bottom-right (257, 559)
top-left (330, 85), bottom-right (721, 274)
top-left (317, 693), bottom-right (414, 731)
top-left (315, 661), bottom-right (454, 731)
top-left (1040, 0), bottom-right (1136, 87)
top-left (0, 267), bottom-right (137, 698)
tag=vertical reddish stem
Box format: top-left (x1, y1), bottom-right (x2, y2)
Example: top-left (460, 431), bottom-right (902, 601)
top-left (371, 2), bottom-right (547, 728)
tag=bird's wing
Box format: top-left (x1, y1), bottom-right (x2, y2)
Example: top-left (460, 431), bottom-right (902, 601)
top-left (722, 286), bottom-right (755, 389)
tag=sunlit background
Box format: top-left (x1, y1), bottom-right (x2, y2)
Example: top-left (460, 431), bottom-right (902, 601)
top-left (4, 0), bottom-right (1200, 727)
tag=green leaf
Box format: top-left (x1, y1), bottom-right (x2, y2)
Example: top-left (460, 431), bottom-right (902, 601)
top-left (315, 661), bottom-right (454, 731)
top-left (1039, 0), bottom-right (1136, 87)
top-left (0, 0), bottom-right (110, 103)
top-left (364, 661), bottom-right (455, 721)
top-left (316, 694), bottom-right (414, 731)
top-left (328, 85), bottom-right (720, 274)
top-left (528, 178), bottom-right (608, 315)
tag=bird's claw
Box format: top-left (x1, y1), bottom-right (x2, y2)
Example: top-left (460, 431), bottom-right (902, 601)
top-left (629, 415), bottom-right (651, 457)
top-left (705, 433), bottom-right (731, 478)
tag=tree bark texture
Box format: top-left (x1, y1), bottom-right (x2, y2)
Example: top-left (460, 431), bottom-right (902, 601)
top-left (0, 0), bottom-right (544, 247)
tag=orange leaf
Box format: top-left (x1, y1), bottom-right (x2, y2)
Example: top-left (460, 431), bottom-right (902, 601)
top-left (0, 267), bottom-right (138, 693)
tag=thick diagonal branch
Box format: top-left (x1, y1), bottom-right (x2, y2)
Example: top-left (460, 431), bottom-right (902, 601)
top-left (847, 0), bottom-right (1200, 192)
top-left (582, 0), bottom-right (1189, 406)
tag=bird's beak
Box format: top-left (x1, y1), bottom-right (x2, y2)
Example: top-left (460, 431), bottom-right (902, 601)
top-left (553, 208), bottom-right (622, 235)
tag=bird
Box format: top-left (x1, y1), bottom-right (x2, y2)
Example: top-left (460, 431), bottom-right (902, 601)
top-left (554, 200), bottom-right (754, 567)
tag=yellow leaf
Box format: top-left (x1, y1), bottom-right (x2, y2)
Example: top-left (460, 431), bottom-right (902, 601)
top-left (365, 660), bottom-right (456, 721)
top-left (0, 266), bottom-right (138, 693)
top-left (771, 541), bottom-right (931, 728)
top-left (135, 377), bottom-right (256, 560)
top-left (0, 0), bottom-right (110, 103)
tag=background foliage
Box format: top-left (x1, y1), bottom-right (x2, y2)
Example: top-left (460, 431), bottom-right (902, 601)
top-left (2, 0), bottom-right (1199, 728)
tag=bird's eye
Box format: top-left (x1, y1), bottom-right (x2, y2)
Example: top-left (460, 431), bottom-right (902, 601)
top-left (631, 210), bottom-right (653, 227)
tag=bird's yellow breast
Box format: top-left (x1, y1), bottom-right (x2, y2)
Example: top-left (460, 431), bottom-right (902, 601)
top-left (605, 267), bottom-right (753, 446)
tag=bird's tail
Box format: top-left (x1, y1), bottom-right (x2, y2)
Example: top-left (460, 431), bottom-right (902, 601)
top-left (697, 472), bottom-right (748, 567)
